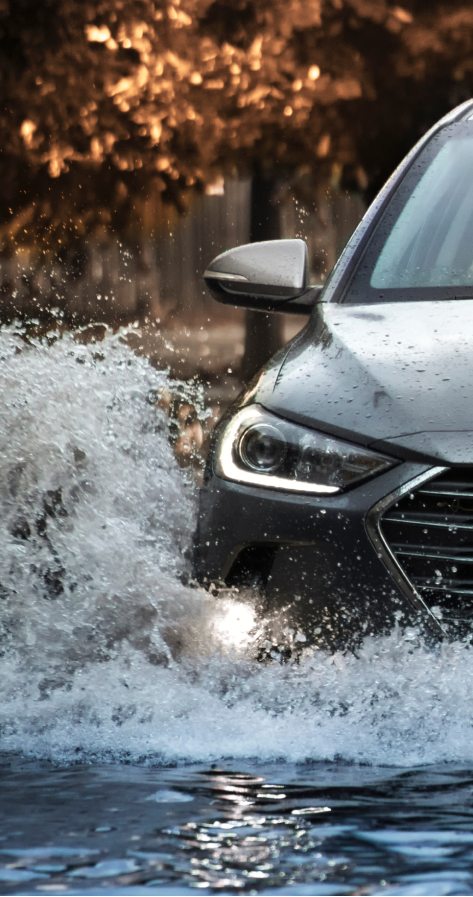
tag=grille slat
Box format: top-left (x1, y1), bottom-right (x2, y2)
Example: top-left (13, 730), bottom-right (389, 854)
top-left (394, 548), bottom-right (473, 563)
top-left (418, 585), bottom-right (473, 596)
top-left (419, 488), bottom-right (473, 498)
top-left (380, 469), bottom-right (473, 620)
top-left (419, 477), bottom-right (473, 491)
top-left (386, 515), bottom-right (473, 530)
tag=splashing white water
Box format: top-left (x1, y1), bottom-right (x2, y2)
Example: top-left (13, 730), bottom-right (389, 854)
top-left (0, 324), bottom-right (472, 769)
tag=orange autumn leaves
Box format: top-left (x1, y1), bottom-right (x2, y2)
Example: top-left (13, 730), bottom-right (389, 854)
top-left (1, 0), bottom-right (473, 246)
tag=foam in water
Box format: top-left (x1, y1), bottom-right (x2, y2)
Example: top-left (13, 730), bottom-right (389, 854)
top-left (0, 323), bottom-right (472, 768)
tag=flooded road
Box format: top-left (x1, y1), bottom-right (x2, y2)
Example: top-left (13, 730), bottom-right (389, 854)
top-left (2, 755), bottom-right (473, 896)
top-left (3, 324), bottom-right (473, 895)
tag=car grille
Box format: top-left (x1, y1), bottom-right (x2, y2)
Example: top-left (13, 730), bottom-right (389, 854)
top-left (380, 469), bottom-right (473, 619)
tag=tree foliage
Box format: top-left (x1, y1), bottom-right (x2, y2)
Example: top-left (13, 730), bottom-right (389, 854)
top-left (2, 0), bottom-right (473, 248)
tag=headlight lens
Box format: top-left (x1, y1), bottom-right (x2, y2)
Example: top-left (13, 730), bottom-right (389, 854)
top-left (240, 423), bottom-right (287, 472)
top-left (214, 405), bottom-right (396, 494)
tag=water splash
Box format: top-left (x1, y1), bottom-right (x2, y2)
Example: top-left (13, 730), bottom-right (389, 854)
top-left (0, 323), bottom-right (472, 769)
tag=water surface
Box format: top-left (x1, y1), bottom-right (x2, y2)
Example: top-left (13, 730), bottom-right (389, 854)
top-left (1, 755), bottom-right (473, 896)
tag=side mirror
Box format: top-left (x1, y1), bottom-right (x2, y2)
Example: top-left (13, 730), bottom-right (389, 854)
top-left (203, 239), bottom-right (322, 314)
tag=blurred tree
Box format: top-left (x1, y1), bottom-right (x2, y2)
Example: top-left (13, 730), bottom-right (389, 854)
top-left (4, 0), bottom-right (473, 247)
top-left (2, 0), bottom-right (473, 367)
top-left (240, 167), bottom-right (285, 383)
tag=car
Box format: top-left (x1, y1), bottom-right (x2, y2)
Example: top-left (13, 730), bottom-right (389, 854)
top-left (194, 98), bottom-right (473, 651)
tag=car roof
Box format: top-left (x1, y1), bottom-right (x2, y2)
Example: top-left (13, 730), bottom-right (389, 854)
top-left (437, 98), bottom-right (473, 125)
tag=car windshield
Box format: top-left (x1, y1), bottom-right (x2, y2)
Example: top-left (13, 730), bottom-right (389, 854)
top-left (343, 121), bottom-right (473, 303)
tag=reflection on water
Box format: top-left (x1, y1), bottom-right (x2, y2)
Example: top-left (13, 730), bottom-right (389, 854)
top-left (2, 758), bottom-right (473, 895)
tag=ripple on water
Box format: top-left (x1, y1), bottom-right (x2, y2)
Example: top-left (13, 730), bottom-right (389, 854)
top-left (2, 761), bottom-right (473, 895)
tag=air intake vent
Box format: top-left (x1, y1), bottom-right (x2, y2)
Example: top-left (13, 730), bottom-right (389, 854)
top-left (380, 469), bottom-right (473, 619)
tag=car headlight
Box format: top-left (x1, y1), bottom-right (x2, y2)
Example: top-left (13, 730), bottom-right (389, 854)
top-left (214, 405), bottom-right (397, 494)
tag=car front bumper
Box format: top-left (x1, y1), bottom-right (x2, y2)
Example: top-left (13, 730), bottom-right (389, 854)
top-left (194, 460), bottom-right (445, 647)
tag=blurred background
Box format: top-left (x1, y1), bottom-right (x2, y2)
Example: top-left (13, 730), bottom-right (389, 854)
top-left (2, 0), bottom-right (473, 462)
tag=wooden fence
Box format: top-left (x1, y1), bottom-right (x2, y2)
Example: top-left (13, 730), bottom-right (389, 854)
top-left (0, 177), bottom-right (364, 326)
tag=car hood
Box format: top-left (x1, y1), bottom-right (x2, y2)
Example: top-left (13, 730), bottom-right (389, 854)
top-left (255, 300), bottom-right (473, 464)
